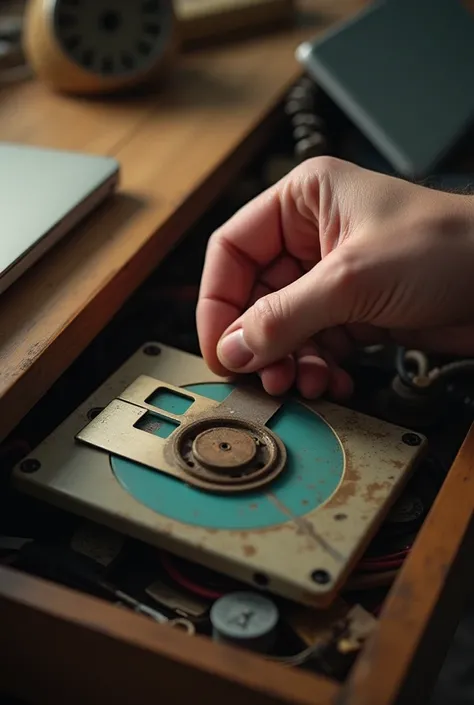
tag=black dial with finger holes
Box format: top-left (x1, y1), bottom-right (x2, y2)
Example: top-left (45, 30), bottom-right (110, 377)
top-left (53, 0), bottom-right (173, 77)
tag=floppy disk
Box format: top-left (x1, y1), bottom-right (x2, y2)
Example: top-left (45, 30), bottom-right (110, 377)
top-left (12, 344), bottom-right (425, 606)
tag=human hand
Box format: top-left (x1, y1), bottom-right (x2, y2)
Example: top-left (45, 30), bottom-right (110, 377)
top-left (197, 157), bottom-right (474, 399)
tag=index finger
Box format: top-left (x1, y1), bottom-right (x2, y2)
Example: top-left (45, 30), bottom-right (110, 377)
top-left (197, 187), bottom-right (285, 374)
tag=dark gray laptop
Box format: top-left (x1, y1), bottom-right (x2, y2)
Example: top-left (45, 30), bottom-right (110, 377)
top-left (297, 0), bottom-right (474, 179)
top-left (0, 143), bottom-right (119, 295)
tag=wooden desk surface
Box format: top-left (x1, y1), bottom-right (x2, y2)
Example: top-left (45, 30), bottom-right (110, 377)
top-left (0, 0), bottom-right (364, 442)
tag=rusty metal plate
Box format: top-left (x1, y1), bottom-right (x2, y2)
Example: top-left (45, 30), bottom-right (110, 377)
top-left (12, 343), bottom-right (426, 608)
top-left (77, 377), bottom-right (286, 493)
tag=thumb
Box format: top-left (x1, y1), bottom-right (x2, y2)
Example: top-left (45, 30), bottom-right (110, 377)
top-left (217, 249), bottom-right (357, 372)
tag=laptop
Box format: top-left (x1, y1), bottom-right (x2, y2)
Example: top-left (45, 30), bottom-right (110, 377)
top-left (0, 143), bottom-right (119, 296)
top-left (297, 0), bottom-right (474, 179)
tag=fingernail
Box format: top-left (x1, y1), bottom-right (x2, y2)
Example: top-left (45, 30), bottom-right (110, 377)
top-left (218, 329), bottom-right (254, 370)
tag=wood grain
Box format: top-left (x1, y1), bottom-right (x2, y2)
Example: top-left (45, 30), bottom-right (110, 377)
top-left (0, 566), bottom-right (340, 705)
top-left (338, 424), bottom-right (474, 705)
top-left (0, 0), bottom-right (365, 442)
top-left (176, 0), bottom-right (295, 47)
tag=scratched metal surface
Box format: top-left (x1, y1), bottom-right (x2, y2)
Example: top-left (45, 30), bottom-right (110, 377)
top-left (12, 344), bottom-right (425, 608)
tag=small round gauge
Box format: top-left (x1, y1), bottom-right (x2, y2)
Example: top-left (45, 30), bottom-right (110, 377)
top-left (24, 0), bottom-right (177, 94)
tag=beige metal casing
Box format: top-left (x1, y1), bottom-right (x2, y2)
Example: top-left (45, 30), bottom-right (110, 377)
top-left (12, 344), bottom-right (426, 607)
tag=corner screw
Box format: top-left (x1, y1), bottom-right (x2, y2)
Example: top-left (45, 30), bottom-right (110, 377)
top-left (402, 433), bottom-right (422, 447)
top-left (143, 345), bottom-right (161, 357)
top-left (20, 459), bottom-right (41, 474)
top-left (311, 569), bottom-right (331, 585)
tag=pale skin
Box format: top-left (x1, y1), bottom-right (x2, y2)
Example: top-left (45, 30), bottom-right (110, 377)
top-left (197, 157), bottom-right (474, 399)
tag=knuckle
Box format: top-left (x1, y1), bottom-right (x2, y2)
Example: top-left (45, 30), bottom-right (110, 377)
top-left (250, 293), bottom-right (289, 346)
top-left (331, 247), bottom-right (363, 295)
top-left (208, 225), bottom-right (225, 250)
top-left (307, 155), bottom-right (342, 175)
top-left (289, 156), bottom-right (343, 192)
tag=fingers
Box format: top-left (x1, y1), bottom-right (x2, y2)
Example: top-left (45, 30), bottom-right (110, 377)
top-left (217, 248), bottom-right (356, 373)
top-left (295, 345), bottom-right (330, 398)
top-left (256, 343), bottom-right (352, 400)
top-left (197, 157), bottom-right (338, 375)
top-left (197, 186), bottom-right (289, 375)
top-left (259, 356), bottom-right (295, 396)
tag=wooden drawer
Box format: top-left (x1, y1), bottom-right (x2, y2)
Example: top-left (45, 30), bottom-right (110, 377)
top-left (1, 424), bottom-right (474, 705)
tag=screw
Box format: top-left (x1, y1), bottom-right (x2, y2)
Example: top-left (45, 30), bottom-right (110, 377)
top-left (311, 569), bottom-right (331, 585)
top-left (143, 344), bottom-right (161, 357)
top-left (87, 407), bottom-right (104, 421)
top-left (402, 433), bottom-right (422, 447)
top-left (253, 572), bottom-right (269, 587)
top-left (20, 458), bottom-right (41, 474)
top-left (143, 345), bottom-right (161, 357)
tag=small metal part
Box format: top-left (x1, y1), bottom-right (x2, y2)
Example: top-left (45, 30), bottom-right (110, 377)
top-left (173, 416), bottom-right (286, 489)
top-left (146, 579), bottom-right (209, 618)
top-left (210, 592), bottom-right (279, 653)
top-left (192, 427), bottom-right (257, 469)
top-left (295, 133), bottom-right (329, 161)
top-left (284, 598), bottom-right (350, 649)
top-left (287, 85), bottom-right (312, 102)
top-left (113, 588), bottom-right (195, 635)
top-left (311, 569), bottom-right (331, 585)
top-left (291, 112), bottom-right (325, 130)
top-left (375, 375), bottom-right (444, 428)
top-left (285, 99), bottom-right (306, 116)
top-left (317, 605), bottom-right (377, 681)
top-left (293, 124), bottom-right (315, 141)
top-left (402, 433), bottom-right (422, 447)
top-left (19, 458), bottom-right (41, 474)
top-left (143, 344), bottom-right (161, 356)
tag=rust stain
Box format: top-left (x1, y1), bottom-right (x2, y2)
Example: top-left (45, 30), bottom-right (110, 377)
top-left (370, 431), bottom-right (389, 440)
top-left (363, 481), bottom-right (391, 503)
top-left (391, 460), bottom-right (404, 470)
top-left (301, 499), bottom-right (309, 506)
top-left (249, 503), bottom-right (258, 509)
top-left (242, 544), bottom-right (256, 557)
top-left (328, 481), bottom-right (357, 507)
top-left (325, 448), bottom-right (363, 508)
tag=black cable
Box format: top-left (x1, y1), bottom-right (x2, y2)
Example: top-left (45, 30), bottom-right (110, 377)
top-left (433, 359), bottom-right (474, 382)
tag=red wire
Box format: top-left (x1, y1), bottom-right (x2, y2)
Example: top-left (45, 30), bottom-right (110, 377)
top-left (359, 548), bottom-right (411, 570)
top-left (357, 558), bottom-right (405, 572)
top-left (160, 552), bottom-right (225, 601)
top-left (363, 548), bottom-right (410, 562)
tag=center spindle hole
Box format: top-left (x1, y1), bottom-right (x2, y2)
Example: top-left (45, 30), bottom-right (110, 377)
top-left (99, 10), bottom-right (122, 32)
top-left (219, 442), bottom-right (231, 451)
